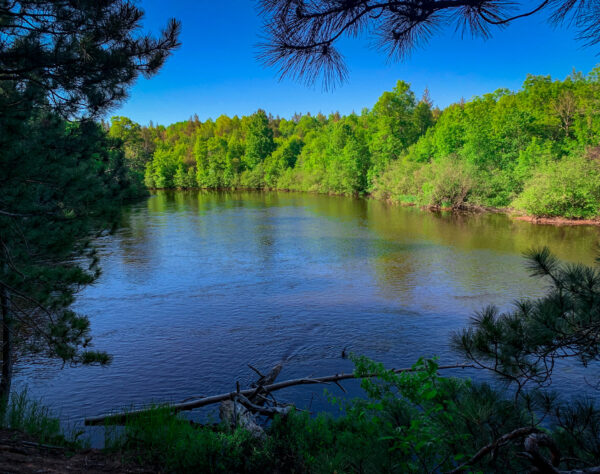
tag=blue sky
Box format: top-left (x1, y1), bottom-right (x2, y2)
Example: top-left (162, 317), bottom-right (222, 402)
top-left (113, 1), bottom-right (600, 125)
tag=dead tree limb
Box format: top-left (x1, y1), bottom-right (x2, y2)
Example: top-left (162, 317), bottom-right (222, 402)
top-left (522, 432), bottom-right (561, 472)
top-left (248, 363), bottom-right (282, 405)
top-left (84, 363), bottom-right (474, 426)
top-left (236, 393), bottom-right (293, 418)
top-left (446, 426), bottom-right (539, 474)
top-left (219, 400), bottom-right (265, 439)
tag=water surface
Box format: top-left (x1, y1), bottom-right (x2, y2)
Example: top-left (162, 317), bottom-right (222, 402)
top-left (14, 191), bottom-right (600, 427)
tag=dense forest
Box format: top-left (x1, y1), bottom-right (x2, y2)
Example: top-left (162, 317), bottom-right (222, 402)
top-left (112, 68), bottom-right (600, 219)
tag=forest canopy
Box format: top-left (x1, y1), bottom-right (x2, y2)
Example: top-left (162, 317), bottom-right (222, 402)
top-left (115, 67), bottom-right (600, 219)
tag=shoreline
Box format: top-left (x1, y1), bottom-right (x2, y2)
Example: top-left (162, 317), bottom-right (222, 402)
top-left (512, 215), bottom-right (600, 226)
top-left (149, 187), bottom-right (600, 227)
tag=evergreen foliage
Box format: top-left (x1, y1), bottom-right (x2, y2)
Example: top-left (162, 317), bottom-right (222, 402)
top-left (0, 0), bottom-right (180, 117)
top-left (258, 0), bottom-right (600, 89)
top-left (0, 93), bottom-right (141, 397)
top-left (455, 246), bottom-right (600, 396)
top-left (0, 1), bottom-right (180, 399)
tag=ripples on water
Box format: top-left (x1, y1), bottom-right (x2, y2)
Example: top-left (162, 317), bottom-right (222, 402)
top-left (14, 190), bottom-right (600, 429)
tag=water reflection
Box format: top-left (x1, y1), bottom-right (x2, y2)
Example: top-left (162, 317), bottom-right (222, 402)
top-left (13, 190), bottom-right (600, 428)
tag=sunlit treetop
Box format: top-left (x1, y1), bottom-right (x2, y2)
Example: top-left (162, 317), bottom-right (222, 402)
top-left (258, 0), bottom-right (600, 89)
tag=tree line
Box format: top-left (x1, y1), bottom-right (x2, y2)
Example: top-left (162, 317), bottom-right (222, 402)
top-left (114, 68), bottom-right (600, 219)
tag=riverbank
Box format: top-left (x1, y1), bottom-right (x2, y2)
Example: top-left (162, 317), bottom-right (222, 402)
top-left (0, 429), bottom-right (150, 473)
top-left (150, 186), bottom-right (600, 226)
top-left (414, 201), bottom-right (600, 226)
top-left (513, 215), bottom-right (600, 226)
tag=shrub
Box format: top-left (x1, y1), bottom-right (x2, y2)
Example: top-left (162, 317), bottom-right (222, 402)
top-left (513, 154), bottom-right (600, 218)
top-left (421, 156), bottom-right (478, 208)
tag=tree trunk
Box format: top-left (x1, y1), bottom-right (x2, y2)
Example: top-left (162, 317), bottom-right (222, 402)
top-left (0, 283), bottom-right (12, 404)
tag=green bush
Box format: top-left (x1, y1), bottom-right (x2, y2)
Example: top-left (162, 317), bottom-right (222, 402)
top-left (420, 156), bottom-right (478, 208)
top-left (513, 154), bottom-right (600, 218)
top-left (370, 158), bottom-right (426, 203)
top-left (239, 164), bottom-right (265, 189)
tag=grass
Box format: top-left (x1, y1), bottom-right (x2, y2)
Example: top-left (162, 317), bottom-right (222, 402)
top-left (0, 390), bottom-right (84, 449)
top-left (107, 405), bottom-right (271, 472)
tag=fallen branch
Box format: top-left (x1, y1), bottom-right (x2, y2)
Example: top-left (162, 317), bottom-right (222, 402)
top-left (248, 363), bottom-right (282, 405)
top-left (84, 363), bottom-right (474, 426)
top-left (236, 393), bottom-right (293, 418)
top-left (521, 432), bottom-right (561, 473)
top-left (446, 426), bottom-right (539, 474)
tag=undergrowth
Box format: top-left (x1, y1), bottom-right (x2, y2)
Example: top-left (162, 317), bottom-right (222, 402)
top-left (0, 390), bottom-right (83, 449)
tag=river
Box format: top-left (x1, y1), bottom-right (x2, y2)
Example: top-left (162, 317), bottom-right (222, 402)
top-left (13, 190), bottom-right (600, 431)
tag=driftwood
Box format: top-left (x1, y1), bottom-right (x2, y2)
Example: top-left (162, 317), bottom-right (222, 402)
top-left (84, 363), bottom-right (474, 426)
top-left (219, 400), bottom-right (265, 439)
top-left (236, 393), bottom-right (293, 418)
top-left (248, 363), bottom-right (281, 403)
top-left (219, 364), bottom-right (287, 439)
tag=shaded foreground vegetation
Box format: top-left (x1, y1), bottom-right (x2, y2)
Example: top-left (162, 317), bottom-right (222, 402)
top-left (112, 68), bottom-right (600, 219)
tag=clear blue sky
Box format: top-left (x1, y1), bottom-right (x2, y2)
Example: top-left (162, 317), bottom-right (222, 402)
top-left (113, 1), bottom-right (600, 125)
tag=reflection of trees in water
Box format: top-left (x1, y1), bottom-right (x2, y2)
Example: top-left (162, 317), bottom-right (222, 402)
top-left (113, 203), bottom-right (157, 268)
top-left (112, 191), bottom-right (598, 309)
top-left (364, 200), bottom-right (599, 310)
top-left (366, 200), bottom-right (598, 264)
top-left (299, 192), bottom-right (368, 224)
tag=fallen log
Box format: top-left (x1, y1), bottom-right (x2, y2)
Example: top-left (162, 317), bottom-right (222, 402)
top-left (235, 393), bottom-right (293, 418)
top-left (84, 363), bottom-right (474, 426)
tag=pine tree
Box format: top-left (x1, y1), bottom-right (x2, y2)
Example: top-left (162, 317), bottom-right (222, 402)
top-left (453, 248), bottom-right (600, 470)
top-left (0, 1), bottom-right (180, 401)
top-left (258, 1), bottom-right (600, 88)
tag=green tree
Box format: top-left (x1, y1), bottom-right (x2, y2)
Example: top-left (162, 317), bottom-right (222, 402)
top-left (368, 80), bottom-right (419, 185)
top-left (109, 116), bottom-right (155, 174)
top-left (244, 109), bottom-right (275, 169)
top-left (0, 0), bottom-right (180, 401)
top-left (0, 105), bottom-right (135, 398)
